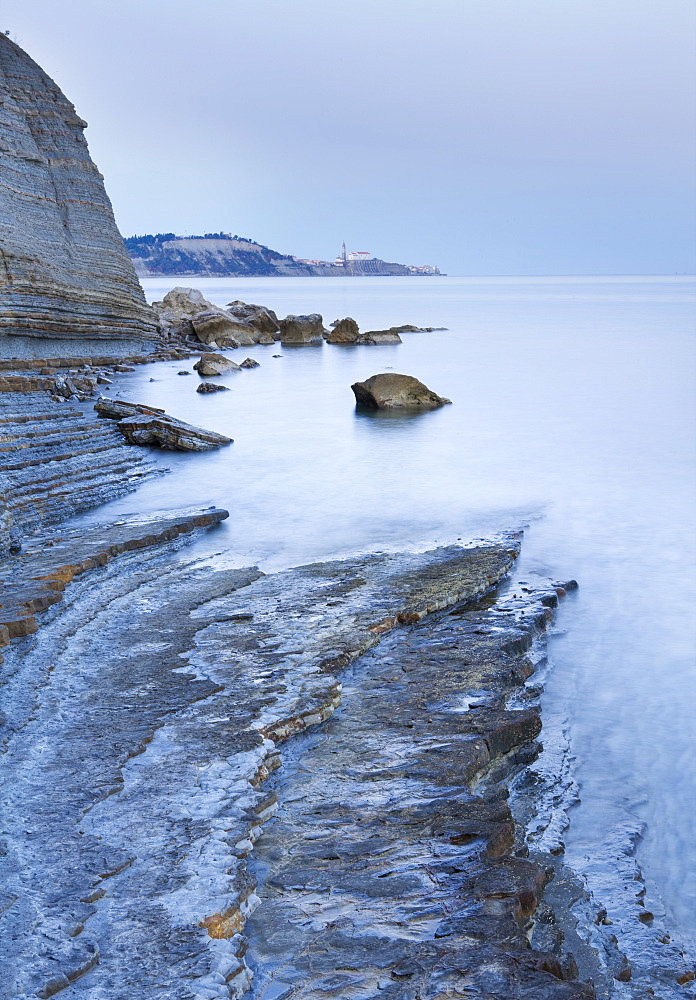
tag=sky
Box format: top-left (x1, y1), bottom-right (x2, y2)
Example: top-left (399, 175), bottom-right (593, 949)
top-left (2, 0), bottom-right (695, 275)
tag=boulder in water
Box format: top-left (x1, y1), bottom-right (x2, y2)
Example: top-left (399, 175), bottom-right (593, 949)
top-left (351, 373), bottom-right (451, 410)
top-left (196, 382), bottom-right (230, 394)
top-left (279, 314), bottom-right (325, 345)
top-left (326, 318), bottom-right (360, 344)
top-left (240, 358), bottom-right (260, 368)
top-left (193, 353), bottom-right (241, 376)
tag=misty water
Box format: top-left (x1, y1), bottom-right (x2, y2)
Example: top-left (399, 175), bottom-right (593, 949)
top-left (78, 275), bottom-right (696, 963)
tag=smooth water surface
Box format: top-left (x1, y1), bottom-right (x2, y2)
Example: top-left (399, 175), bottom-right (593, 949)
top-left (82, 275), bottom-right (696, 955)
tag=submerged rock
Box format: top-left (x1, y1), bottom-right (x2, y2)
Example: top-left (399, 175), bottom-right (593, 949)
top-left (359, 329), bottom-right (402, 344)
top-left (351, 373), bottom-right (452, 409)
top-left (240, 357), bottom-right (260, 368)
top-left (95, 397), bottom-right (232, 450)
top-left (325, 317), bottom-right (360, 344)
top-left (193, 352), bottom-right (241, 376)
top-left (279, 313), bottom-right (325, 345)
top-left (196, 382), bottom-right (229, 394)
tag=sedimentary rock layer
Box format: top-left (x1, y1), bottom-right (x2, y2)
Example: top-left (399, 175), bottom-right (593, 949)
top-left (0, 532), bottom-right (593, 999)
top-left (0, 391), bottom-right (157, 555)
top-left (0, 35), bottom-right (158, 358)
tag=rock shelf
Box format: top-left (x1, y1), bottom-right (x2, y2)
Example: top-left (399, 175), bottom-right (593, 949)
top-left (0, 533), bottom-right (595, 999)
top-left (0, 392), bottom-right (158, 555)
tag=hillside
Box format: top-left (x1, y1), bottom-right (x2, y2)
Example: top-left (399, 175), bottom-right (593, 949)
top-left (125, 233), bottom-right (437, 277)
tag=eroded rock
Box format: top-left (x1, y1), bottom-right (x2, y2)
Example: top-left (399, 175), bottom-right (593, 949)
top-left (226, 301), bottom-right (281, 340)
top-left (351, 372), bottom-right (452, 409)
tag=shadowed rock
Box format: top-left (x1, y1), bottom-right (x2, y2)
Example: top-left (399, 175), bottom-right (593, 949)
top-left (352, 372), bottom-right (452, 409)
top-left (240, 357), bottom-right (260, 368)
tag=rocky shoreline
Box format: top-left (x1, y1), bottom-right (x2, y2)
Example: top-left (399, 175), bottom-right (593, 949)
top-left (0, 489), bottom-right (598, 998)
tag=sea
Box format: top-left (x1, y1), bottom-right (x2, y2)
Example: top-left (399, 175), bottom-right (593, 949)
top-left (77, 274), bottom-right (696, 973)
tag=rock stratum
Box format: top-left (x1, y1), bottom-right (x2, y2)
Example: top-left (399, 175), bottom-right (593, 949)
top-left (0, 518), bottom-right (597, 999)
top-left (0, 35), bottom-right (158, 359)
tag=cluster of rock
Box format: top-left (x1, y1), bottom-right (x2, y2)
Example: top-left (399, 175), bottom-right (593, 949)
top-left (0, 35), bottom-right (158, 359)
top-left (95, 397), bottom-right (232, 451)
top-left (151, 287), bottom-right (439, 350)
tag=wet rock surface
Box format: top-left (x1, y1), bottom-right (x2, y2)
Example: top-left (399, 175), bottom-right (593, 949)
top-left (244, 578), bottom-right (594, 1000)
top-left (0, 537), bottom-right (548, 999)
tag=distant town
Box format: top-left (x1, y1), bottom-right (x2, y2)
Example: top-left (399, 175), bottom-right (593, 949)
top-left (125, 233), bottom-right (441, 279)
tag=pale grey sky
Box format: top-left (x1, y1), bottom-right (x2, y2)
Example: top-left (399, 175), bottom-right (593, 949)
top-left (2, 0), bottom-right (695, 274)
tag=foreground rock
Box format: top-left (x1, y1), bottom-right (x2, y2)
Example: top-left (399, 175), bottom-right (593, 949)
top-left (0, 533), bottom-right (596, 999)
top-left (0, 35), bottom-right (158, 359)
top-left (95, 397), bottom-right (232, 451)
top-left (279, 313), bottom-right (325, 345)
top-left (352, 372), bottom-right (452, 409)
top-left (193, 352), bottom-right (241, 376)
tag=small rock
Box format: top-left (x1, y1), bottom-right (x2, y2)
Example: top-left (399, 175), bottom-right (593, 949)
top-left (196, 382), bottom-right (230, 394)
top-left (240, 358), bottom-right (260, 368)
top-left (177, 371), bottom-right (191, 376)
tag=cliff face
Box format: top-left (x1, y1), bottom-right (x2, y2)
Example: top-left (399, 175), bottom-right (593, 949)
top-left (0, 36), bottom-right (158, 358)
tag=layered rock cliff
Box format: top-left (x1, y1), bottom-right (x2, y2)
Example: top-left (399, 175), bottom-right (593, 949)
top-left (0, 35), bottom-right (158, 358)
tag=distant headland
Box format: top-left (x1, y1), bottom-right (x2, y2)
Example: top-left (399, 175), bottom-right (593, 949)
top-left (125, 233), bottom-right (442, 278)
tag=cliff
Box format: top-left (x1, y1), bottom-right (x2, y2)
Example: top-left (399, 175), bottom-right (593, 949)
top-left (0, 35), bottom-right (158, 359)
top-left (127, 233), bottom-right (432, 277)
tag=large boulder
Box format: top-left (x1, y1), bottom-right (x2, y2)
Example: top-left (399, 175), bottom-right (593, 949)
top-left (193, 353), bottom-right (242, 376)
top-left (190, 311), bottom-right (256, 347)
top-left (226, 300), bottom-right (281, 340)
top-left (351, 374), bottom-right (451, 410)
top-left (325, 318), bottom-right (360, 344)
top-left (279, 314), bottom-right (325, 345)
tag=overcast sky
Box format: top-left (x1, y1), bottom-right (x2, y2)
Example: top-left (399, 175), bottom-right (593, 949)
top-left (2, 0), bottom-right (694, 274)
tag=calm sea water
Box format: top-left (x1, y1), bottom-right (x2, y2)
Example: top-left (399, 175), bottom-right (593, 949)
top-left (80, 275), bottom-right (696, 960)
